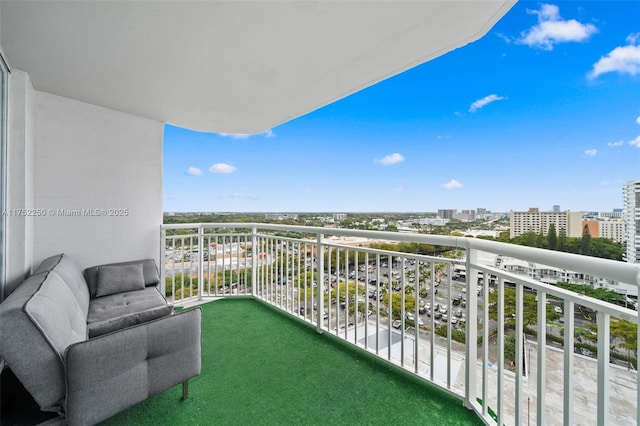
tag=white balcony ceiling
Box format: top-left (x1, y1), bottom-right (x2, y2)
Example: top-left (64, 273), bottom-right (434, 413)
top-left (0, 1), bottom-right (514, 134)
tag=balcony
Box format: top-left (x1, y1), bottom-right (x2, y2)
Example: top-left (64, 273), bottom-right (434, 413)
top-left (101, 297), bottom-right (483, 425)
top-left (161, 223), bottom-right (639, 426)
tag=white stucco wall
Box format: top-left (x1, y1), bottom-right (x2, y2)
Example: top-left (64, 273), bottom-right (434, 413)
top-left (5, 70), bottom-right (36, 296)
top-left (32, 91), bottom-right (163, 270)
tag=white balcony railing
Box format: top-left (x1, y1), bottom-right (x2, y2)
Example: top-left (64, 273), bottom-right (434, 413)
top-left (161, 223), bottom-right (640, 426)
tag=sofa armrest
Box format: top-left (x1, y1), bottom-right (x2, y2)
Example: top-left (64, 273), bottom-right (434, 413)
top-left (64, 308), bottom-right (201, 426)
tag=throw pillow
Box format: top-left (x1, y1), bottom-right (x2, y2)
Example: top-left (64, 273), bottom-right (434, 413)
top-left (95, 263), bottom-right (145, 297)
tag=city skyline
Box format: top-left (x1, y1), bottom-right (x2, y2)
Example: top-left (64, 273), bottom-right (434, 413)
top-left (164, 2), bottom-right (639, 213)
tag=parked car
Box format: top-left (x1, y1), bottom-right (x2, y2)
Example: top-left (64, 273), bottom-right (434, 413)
top-left (392, 319), bottom-right (402, 329)
top-left (579, 347), bottom-right (593, 356)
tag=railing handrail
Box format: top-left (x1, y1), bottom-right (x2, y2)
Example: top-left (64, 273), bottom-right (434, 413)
top-left (161, 222), bottom-right (640, 287)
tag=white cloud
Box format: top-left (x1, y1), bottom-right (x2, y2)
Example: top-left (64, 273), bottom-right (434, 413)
top-left (517, 4), bottom-right (597, 50)
top-left (437, 135), bottom-right (452, 139)
top-left (187, 167), bottom-right (202, 176)
top-left (584, 149), bottom-right (597, 157)
top-left (629, 135), bottom-right (640, 148)
top-left (636, 116), bottom-right (640, 125)
top-left (442, 179), bottom-right (463, 190)
top-left (589, 34), bottom-right (640, 79)
top-left (217, 133), bottom-right (251, 139)
top-left (217, 128), bottom-right (276, 139)
top-left (376, 153), bottom-right (405, 165)
top-left (496, 33), bottom-right (512, 44)
top-left (469, 94), bottom-right (505, 112)
top-left (209, 163), bottom-right (237, 174)
top-left (607, 140), bottom-right (624, 148)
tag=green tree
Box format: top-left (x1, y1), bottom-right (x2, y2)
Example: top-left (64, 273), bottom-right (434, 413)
top-left (547, 224), bottom-right (557, 250)
top-left (504, 334), bottom-right (517, 363)
top-left (580, 224), bottom-right (591, 255)
top-left (558, 227), bottom-right (567, 251)
top-left (383, 292), bottom-right (416, 317)
top-left (611, 319), bottom-right (638, 360)
top-left (535, 230), bottom-right (546, 248)
top-left (488, 288), bottom-right (557, 327)
top-left (555, 282), bottom-right (623, 305)
top-left (348, 300), bottom-right (369, 319)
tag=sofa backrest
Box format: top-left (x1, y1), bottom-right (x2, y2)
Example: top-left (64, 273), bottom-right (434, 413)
top-left (34, 253), bottom-right (90, 317)
top-left (0, 254), bottom-right (90, 412)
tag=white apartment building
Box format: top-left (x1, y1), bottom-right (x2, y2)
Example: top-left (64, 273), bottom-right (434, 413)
top-left (494, 256), bottom-right (637, 297)
top-left (264, 213), bottom-right (299, 221)
top-left (624, 180), bottom-right (640, 263)
top-left (509, 208), bottom-right (583, 239)
top-left (599, 219), bottom-right (626, 244)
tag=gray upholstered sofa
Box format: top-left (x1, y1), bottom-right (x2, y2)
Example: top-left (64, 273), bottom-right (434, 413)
top-left (0, 253), bottom-right (201, 425)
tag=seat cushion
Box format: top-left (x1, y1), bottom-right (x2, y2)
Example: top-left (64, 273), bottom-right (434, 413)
top-left (87, 288), bottom-right (172, 338)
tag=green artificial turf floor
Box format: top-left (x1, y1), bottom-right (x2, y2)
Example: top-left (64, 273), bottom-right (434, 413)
top-left (102, 298), bottom-right (483, 425)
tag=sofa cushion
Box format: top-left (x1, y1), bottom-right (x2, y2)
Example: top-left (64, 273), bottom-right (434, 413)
top-left (0, 272), bottom-right (71, 412)
top-left (85, 259), bottom-right (160, 298)
top-left (95, 263), bottom-right (146, 297)
top-left (33, 253), bottom-right (90, 317)
top-left (25, 271), bottom-right (88, 357)
top-left (87, 288), bottom-right (172, 338)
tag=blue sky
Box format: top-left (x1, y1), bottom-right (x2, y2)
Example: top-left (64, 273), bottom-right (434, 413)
top-left (164, 1), bottom-right (640, 213)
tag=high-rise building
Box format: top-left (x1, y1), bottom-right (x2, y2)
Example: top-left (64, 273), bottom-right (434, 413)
top-left (509, 208), bottom-right (583, 239)
top-left (552, 205), bottom-right (560, 212)
top-left (623, 180), bottom-right (640, 263)
top-left (437, 209), bottom-right (455, 220)
top-left (454, 210), bottom-right (476, 221)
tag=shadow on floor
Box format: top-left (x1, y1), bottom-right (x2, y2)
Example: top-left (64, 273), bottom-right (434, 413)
top-left (1, 366), bottom-right (58, 426)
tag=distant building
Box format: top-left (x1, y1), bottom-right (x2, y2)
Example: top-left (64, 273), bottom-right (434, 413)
top-left (623, 180), bottom-right (640, 263)
top-left (454, 210), bottom-right (476, 221)
top-left (495, 255), bottom-right (636, 297)
top-left (582, 220), bottom-right (599, 238)
top-left (509, 208), bottom-right (582, 239)
top-left (265, 213), bottom-right (299, 221)
top-left (599, 210), bottom-right (623, 220)
top-left (552, 205), bottom-right (560, 212)
top-left (437, 209), bottom-right (455, 219)
top-left (600, 219), bottom-right (625, 244)
top-left (418, 217), bottom-right (449, 226)
top-left (333, 213), bottom-right (347, 221)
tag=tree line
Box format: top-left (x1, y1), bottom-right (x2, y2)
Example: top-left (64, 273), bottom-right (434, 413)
top-left (479, 224), bottom-right (623, 261)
